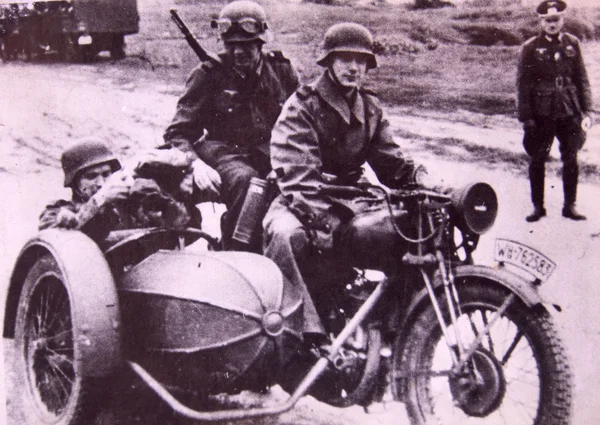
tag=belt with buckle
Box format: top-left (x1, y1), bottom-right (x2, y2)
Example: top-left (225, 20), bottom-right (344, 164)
top-left (555, 76), bottom-right (572, 88)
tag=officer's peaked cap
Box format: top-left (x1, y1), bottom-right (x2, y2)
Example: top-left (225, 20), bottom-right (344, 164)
top-left (61, 137), bottom-right (121, 187)
top-left (537, 0), bottom-right (567, 17)
top-left (317, 23), bottom-right (377, 70)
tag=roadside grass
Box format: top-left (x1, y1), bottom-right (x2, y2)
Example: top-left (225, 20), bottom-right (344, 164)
top-left (128, 0), bottom-right (599, 117)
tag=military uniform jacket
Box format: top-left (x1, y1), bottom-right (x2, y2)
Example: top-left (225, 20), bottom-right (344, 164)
top-left (39, 195), bottom-right (127, 241)
top-left (517, 32), bottom-right (592, 122)
top-left (164, 51), bottom-right (299, 167)
top-left (271, 71), bottom-right (415, 218)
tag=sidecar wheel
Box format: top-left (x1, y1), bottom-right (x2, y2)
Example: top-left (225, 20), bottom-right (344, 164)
top-left (15, 254), bottom-right (104, 425)
top-left (397, 281), bottom-right (572, 425)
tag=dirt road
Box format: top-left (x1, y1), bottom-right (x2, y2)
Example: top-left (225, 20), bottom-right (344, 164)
top-left (1, 59), bottom-right (600, 425)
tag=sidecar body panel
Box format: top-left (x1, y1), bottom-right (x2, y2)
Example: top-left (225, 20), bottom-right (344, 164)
top-left (118, 250), bottom-right (304, 393)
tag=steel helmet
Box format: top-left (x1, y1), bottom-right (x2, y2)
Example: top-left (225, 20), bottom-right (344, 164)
top-left (212, 1), bottom-right (268, 43)
top-left (317, 22), bottom-right (377, 70)
top-left (61, 138), bottom-right (121, 187)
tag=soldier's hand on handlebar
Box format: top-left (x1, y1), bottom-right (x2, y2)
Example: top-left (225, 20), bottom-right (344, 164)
top-left (191, 158), bottom-right (221, 201)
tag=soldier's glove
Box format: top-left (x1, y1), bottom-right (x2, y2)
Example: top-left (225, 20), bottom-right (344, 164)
top-left (55, 209), bottom-right (79, 229)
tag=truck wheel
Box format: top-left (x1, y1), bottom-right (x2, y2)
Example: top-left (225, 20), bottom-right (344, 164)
top-left (109, 34), bottom-right (125, 60)
top-left (15, 254), bottom-right (104, 425)
top-left (61, 35), bottom-right (84, 63)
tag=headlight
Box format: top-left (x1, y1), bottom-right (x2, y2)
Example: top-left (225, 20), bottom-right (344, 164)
top-left (451, 182), bottom-right (498, 234)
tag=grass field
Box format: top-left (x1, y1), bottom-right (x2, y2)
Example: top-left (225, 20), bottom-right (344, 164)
top-left (126, 0), bottom-right (600, 116)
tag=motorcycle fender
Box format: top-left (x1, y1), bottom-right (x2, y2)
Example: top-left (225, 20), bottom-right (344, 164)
top-left (402, 264), bottom-right (558, 330)
top-left (3, 229), bottom-right (122, 377)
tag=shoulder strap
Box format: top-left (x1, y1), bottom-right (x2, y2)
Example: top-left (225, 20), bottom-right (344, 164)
top-left (266, 50), bottom-right (291, 63)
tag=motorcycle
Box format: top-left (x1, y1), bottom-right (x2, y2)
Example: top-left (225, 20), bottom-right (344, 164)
top-left (2, 180), bottom-right (573, 425)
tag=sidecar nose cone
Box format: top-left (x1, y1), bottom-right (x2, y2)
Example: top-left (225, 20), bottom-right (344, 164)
top-left (262, 311), bottom-right (284, 336)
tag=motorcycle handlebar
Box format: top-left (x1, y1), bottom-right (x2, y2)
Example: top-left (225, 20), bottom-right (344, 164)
top-left (318, 184), bottom-right (451, 203)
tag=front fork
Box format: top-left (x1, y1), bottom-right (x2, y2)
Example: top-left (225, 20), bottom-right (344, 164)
top-left (419, 251), bottom-right (515, 375)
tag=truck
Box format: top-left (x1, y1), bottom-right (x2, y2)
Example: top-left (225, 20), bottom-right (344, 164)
top-left (0, 0), bottom-right (139, 62)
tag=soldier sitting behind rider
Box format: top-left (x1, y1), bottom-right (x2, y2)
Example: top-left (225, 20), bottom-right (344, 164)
top-left (39, 138), bottom-right (200, 243)
top-left (263, 23), bottom-right (423, 346)
top-left (163, 0), bottom-right (299, 252)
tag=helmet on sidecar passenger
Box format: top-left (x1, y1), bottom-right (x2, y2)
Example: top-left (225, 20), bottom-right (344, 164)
top-left (61, 138), bottom-right (121, 187)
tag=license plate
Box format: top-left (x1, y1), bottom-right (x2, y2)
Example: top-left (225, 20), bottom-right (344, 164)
top-left (494, 238), bottom-right (556, 282)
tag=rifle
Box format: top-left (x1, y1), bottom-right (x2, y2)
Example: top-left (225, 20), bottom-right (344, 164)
top-left (170, 9), bottom-right (221, 66)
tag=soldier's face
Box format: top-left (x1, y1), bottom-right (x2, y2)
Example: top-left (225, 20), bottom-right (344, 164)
top-left (330, 52), bottom-right (368, 89)
top-left (75, 163), bottom-right (113, 199)
top-left (541, 15), bottom-right (564, 35)
top-left (224, 40), bottom-right (262, 73)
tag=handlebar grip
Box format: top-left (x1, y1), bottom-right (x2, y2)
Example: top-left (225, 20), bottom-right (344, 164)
top-left (318, 184), bottom-right (370, 198)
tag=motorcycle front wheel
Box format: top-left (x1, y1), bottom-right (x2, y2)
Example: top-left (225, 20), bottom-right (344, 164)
top-left (396, 280), bottom-right (572, 425)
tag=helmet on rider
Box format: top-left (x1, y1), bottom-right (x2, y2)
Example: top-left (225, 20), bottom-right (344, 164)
top-left (317, 22), bottom-right (377, 70)
top-left (61, 138), bottom-right (121, 187)
top-left (211, 1), bottom-right (269, 43)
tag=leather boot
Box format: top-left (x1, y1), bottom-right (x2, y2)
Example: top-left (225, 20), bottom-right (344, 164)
top-left (562, 159), bottom-right (584, 220)
top-left (526, 206), bottom-right (547, 222)
top-left (562, 204), bottom-right (586, 221)
top-left (528, 160), bottom-right (545, 221)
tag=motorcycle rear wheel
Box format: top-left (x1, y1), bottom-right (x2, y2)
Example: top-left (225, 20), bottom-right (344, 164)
top-left (397, 281), bottom-right (572, 425)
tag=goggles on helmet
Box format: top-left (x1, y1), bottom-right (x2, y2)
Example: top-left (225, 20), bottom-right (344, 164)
top-left (211, 18), bottom-right (267, 35)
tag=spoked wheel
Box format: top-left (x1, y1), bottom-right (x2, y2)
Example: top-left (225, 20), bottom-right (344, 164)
top-left (396, 281), bottom-right (573, 425)
top-left (15, 254), bottom-right (102, 425)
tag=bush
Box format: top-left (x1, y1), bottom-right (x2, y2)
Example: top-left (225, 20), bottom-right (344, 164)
top-left (412, 0), bottom-right (454, 10)
top-left (452, 23), bottom-right (522, 46)
top-left (564, 17), bottom-right (596, 41)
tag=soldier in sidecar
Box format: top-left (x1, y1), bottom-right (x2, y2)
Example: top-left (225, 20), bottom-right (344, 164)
top-left (3, 138), bottom-right (305, 425)
top-left (38, 137), bottom-right (201, 238)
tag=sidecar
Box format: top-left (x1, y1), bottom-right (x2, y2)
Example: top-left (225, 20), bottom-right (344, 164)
top-left (3, 227), bottom-right (305, 425)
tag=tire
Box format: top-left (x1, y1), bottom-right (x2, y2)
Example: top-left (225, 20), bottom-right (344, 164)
top-left (396, 281), bottom-right (572, 425)
top-left (15, 254), bottom-right (104, 425)
top-left (109, 34), bottom-right (125, 60)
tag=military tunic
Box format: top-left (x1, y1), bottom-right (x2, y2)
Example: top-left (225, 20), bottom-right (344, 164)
top-left (517, 32), bottom-right (592, 209)
top-left (164, 50), bottom-right (299, 249)
top-left (263, 71), bottom-right (416, 335)
top-left (39, 195), bottom-right (127, 242)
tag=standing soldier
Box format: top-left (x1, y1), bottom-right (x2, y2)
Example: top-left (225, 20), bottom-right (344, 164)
top-left (517, 0), bottom-right (592, 222)
top-left (164, 0), bottom-right (299, 250)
